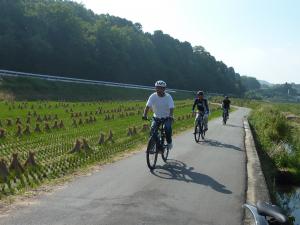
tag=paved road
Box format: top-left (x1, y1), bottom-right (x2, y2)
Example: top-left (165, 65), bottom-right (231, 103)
top-left (1, 108), bottom-right (250, 225)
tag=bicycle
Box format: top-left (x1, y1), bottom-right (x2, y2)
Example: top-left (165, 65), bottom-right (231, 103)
top-left (243, 201), bottom-right (288, 225)
top-left (145, 117), bottom-right (171, 170)
top-left (194, 112), bottom-right (205, 143)
top-left (222, 108), bottom-right (229, 125)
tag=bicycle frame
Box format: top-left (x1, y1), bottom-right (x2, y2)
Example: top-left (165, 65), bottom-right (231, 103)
top-left (223, 108), bottom-right (229, 117)
top-left (146, 118), bottom-right (170, 170)
top-left (151, 118), bottom-right (167, 150)
top-left (196, 113), bottom-right (204, 127)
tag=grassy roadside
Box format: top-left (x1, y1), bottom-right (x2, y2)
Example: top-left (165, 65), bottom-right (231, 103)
top-left (214, 97), bottom-right (300, 206)
top-left (248, 105), bottom-right (300, 183)
top-left (248, 104), bottom-right (300, 224)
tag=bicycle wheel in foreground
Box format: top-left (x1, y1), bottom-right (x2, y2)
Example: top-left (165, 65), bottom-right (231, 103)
top-left (223, 112), bottom-right (227, 125)
top-left (146, 136), bottom-right (158, 170)
top-left (194, 123), bottom-right (201, 143)
top-left (201, 122), bottom-right (205, 139)
top-left (161, 145), bottom-right (169, 162)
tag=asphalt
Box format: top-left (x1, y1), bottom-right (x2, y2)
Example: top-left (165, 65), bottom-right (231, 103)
top-left (0, 107), bottom-right (250, 225)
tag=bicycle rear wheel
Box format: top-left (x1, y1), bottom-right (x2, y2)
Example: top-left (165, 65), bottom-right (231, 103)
top-left (146, 136), bottom-right (158, 170)
top-left (194, 124), bottom-right (201, 143)
top-left (222, 112), bottom-right (227, 125)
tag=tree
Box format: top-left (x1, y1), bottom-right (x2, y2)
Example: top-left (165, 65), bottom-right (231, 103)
top-left (0, 0), bottom-right (248, 96)
top-left (241, 76), bottom-right (261, 91)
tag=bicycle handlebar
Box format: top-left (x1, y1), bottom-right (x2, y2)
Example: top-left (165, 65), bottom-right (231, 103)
top-left (142, 116), bottom-right (174, 122)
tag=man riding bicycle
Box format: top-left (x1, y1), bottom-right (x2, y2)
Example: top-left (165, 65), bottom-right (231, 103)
top-left (192, 91), bottom-right (209, 131)
top-left (142, 80), bottom-right (175, 150)
top-left (222, 96), bottom-right (231, 118)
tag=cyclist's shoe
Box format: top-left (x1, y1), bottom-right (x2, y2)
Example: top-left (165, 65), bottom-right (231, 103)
top-left (167, 143), bottom-right (173, 150)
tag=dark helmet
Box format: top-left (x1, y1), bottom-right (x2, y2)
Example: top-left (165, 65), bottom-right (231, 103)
top-left (225, 96), bottom-right (229, 99)
top-left (197, 90), bottom-right (204, 96)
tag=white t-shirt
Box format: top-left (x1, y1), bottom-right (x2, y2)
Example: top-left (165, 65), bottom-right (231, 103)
top-left (146, 92), bottom-right (175, 118)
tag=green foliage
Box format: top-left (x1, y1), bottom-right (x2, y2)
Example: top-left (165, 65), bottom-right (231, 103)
top-left (245, 82), bottom-right (299, 102)
top-left (226, 97), bottom-right (300, 172)
top-left (241, 76), bottom-right (261, 91)
top-left (230, 98), bottom-right (300, 220)
top-left (249, 105), bottom-right (299, 169)
top-left (0, 0), bottom-right (246, 95)
top-left (226, 98), bottom-right (300, 178)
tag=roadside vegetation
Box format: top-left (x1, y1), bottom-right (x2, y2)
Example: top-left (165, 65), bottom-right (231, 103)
top-left (249, 103), bottom-right (300, 224)
top-left (212, 97), bottom-right (300, 197)
top-left (210, 96), bottom-right (300, 224)
top-left (245, 83), bottom-right (299, 102)
top-left (249, 105), bottom-right (300, 181)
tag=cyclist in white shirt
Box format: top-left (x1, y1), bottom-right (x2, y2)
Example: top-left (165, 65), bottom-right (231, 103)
top-left (142, 80), bottom-right (175, 150)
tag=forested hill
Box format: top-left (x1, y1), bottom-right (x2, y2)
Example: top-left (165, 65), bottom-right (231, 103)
top-left (0, 0), bottom-right (247, 95)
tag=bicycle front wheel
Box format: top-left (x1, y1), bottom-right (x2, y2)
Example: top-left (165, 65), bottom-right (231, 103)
top-left (194, 123), bottom-right (201, 143)
top-left (223, 113), bottom-right (227, 125)
top-left (161, 145), bottom-right (169, 162)
top-left (200, 122), bottom-right (205, 139)
top-left (146, 136), bottom-right (158, 170)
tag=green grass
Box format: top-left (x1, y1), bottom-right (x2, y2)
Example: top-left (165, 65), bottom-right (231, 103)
top-left (248, 104), bottom-right (300, 174)
top-left (0, 99), bottom-right (221, 198)
top-left (221, 97), bottom-right (300, 211)
top-left (0, 76), bottom-right (194, 101)
top-left (247, 103), bottom-right (300, 224)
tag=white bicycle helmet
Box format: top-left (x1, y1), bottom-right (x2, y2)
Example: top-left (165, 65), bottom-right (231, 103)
top-left (155, 80), bottom-right (167, 87)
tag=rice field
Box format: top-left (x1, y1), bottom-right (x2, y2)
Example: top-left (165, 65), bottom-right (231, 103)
top-left (0, 99), bottom-right (221, 198)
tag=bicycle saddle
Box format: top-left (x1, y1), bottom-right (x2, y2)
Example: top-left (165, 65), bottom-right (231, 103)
top-left (256, 201), bottom-right (287, 223)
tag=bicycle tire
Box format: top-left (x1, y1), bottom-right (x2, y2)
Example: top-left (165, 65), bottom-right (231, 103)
top-left (146, 136), bottom-right (158, 170)
top-left (161, 145), bottom-right (169, 162)
top-left (222, 112), bottom-right (227, 125)
top-left (194, 123), bottom-right (201, 143)
top-left (200, 122), bottom-right (205, 139)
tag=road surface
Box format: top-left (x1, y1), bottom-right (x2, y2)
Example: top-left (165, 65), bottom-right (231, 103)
top-left (1, 108), bottom-right (249, 225)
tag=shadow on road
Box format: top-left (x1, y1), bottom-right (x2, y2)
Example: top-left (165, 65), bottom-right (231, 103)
top-left (201, 139), bottom-right (243, 151)
top-left (151, 159), bottom-right (232, 194)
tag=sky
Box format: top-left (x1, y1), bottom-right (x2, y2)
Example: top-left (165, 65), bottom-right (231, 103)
top-left (74, 0), bottom-right (300, 84)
